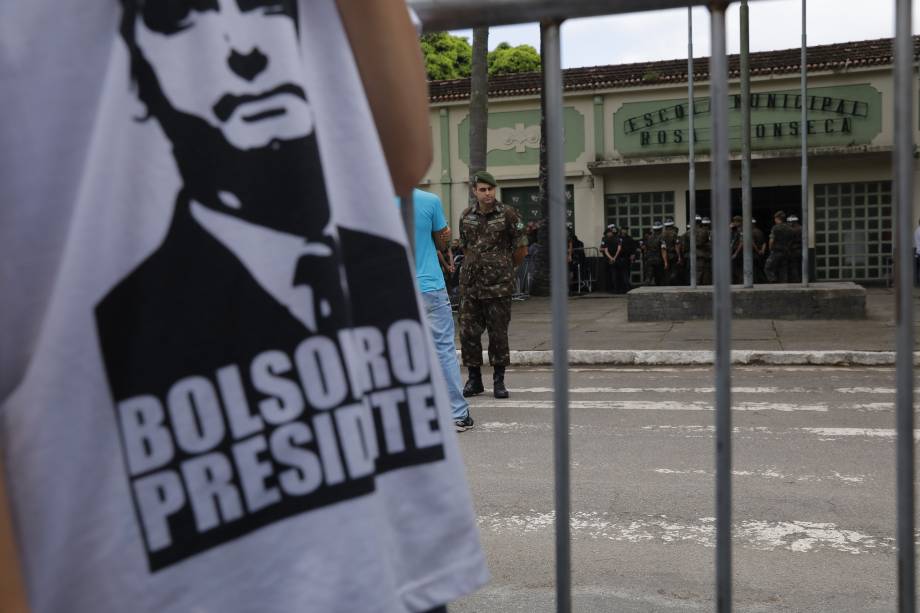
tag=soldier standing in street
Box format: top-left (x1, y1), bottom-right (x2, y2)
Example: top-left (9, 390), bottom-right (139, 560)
top-left (765, 210), bottom-right (795, 283)
top-left (645, 221), bottom-right (666, 285)
top-left (618, 225), bottom-right (638, 292)
top-left (730, 215), bottom-right (743, 284)
top-left (600, 224), bottom-right (619, 293)
top-left (662, 218), bottom-right (681, 285)
top-left (698, 217), bottom-right (713, 285)
top-left (459, 171), bottom-right (526, 399)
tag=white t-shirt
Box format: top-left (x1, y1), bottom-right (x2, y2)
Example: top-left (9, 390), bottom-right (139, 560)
top-left (0, 2), bottom-right (487, 612)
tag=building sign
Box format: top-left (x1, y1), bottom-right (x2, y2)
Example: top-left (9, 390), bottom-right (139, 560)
top-left (459, 108), bottom-right (585, 166)
top-left (613, 84), bottom-right (882, 157)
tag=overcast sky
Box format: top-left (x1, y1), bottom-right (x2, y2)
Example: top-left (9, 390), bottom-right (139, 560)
top-left (450, 0), bottom-right (916, 69)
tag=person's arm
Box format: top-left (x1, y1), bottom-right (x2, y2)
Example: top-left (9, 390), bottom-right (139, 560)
top-left (432, 226), bottom-right (450, 251)
top-left (335, 0), bottom-right (432, 194)
top-left (0, 460), bottom-right (29, 613)
top-left (506, 210), bottom-right (527, 267)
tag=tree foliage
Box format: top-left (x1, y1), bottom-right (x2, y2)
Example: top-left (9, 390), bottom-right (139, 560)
top-left (488, 42), bottom-right (541, 76)
top-left (420, 32), bottom-right (472, 81)
top-left (420, 33), bottom-right (542, 81)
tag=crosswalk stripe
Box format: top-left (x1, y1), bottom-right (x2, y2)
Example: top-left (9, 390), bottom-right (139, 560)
top-left (467, 399), bottom-right (831, 412)
top-left (509, 386), bottom-right (804, 394)
top-left (476, 511), bottom-right (894, 555)
top-left (800, 427), bottom-right (920, 440)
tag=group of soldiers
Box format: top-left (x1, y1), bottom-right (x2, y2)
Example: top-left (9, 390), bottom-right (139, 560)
top-left (634, 210), bottom-right (804, 287)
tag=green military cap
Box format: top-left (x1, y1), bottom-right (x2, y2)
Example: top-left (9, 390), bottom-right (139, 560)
top-left (472, 171), bottom-right (497, 186)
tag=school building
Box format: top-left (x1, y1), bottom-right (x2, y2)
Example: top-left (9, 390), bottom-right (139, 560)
top-left (421, 36), bottom-right (920, 284)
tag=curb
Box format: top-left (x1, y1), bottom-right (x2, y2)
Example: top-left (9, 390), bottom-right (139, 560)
top-left (461, 350), bottom-right (920, 366)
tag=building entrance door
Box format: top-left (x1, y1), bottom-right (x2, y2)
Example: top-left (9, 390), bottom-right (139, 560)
top-left (687, 185), bottom-right (801, 230)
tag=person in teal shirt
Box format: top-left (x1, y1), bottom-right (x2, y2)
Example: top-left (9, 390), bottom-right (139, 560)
top-left (402, 189), bottom-right (474, 431)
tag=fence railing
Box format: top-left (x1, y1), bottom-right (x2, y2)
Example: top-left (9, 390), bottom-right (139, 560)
top-left (408, 2), bottom-right (916, 611)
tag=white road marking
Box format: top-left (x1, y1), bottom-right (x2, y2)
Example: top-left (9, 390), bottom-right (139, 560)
top-left (653, 467), bottom-right (866, 484)
top-left (852, 403), bottom-right (895, 411)
top-left (641, 425), bottom-right (773, 434)
top-left (475, 421), bottom-right (552, 433)
top-left (800, 428), bottom-right (920, 441)
top-left (835, 387), bottom-right (896, 394)
top-left (477, 511), bottom-right (894, 554)
top-left (468, 399), bottom-right (829, 412)
top-left (520, 366), bottom-right (897, 373)
top-left (509, 386), bottom-right (804, 394)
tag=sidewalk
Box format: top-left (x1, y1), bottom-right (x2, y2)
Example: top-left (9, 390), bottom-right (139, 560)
top-left (458, 287), bottom-right (920, 365)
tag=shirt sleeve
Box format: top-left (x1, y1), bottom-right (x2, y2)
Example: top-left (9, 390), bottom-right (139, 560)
top-left (431, 195), bottom-right (447, 233)
top-left (505, 206), bottom-right (524, 248)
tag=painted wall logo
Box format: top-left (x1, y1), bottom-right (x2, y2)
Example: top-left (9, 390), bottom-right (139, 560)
top-left (613, 84), bottom-right (882, 157)
top-left (99, 0), bottom-right (442, 571)
top-left (458, 107), bottom-right (586, 166)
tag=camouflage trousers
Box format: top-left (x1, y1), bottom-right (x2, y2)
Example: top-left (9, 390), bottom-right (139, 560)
top-left (459, 295), bottom-right (512, 367)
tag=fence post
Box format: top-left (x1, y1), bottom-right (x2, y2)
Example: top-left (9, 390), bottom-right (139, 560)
top-left (800, 0), bottom-right (809, 285)
top-left (708, 3), bottom-right (734, 611)
top-left (542, 19), bottom-right (571, 613)
top-left (893, 0), bottom-right (916, 610)
top-left (740, 0), bottom-right (754, 288)
top-left (688, 5), bottom-right (698, 288)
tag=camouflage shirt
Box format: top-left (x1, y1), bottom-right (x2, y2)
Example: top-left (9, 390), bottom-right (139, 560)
top-left (459, 201), bottom-right (524, 299)
top-left (662, 227), bottom-right (679, 259)
top-left (695, 227), bottom-right (712, 258)
top-left (770, 222), bottom-right (796, 255)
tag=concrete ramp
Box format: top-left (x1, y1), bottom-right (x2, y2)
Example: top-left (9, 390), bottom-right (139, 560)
top-left (627, 282), bottom-right (866, 321)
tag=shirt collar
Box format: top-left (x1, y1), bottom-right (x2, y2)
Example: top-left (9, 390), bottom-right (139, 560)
top-left (189, 201), bottom-right (332, 331)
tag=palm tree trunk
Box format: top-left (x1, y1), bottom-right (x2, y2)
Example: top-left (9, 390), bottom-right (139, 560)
top-left (469, 26), bottom-right (489, 182)
top-left (528, 25), bottom-right (551, 296)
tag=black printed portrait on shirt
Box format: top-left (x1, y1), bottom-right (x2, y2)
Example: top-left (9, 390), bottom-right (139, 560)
top-left (96, 0), bottom-right (444, 572)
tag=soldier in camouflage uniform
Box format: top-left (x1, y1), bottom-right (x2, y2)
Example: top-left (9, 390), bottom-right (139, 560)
top-left (459, 171), bottom-right (525, 399)
top-left (662, 218), bottom-right (681, 285)
top-left (697, 217), bottom-right (712, 285)
top-left (644, 222), bottom-right (666, 285)
top-left (765, 210), bottom-right (796, 283)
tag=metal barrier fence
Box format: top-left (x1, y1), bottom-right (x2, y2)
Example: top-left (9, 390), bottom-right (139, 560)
top-left (408, 1), bottom-right (916, 611)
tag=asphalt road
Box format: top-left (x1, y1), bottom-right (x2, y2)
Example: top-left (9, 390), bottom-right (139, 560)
top-left (452, 365), bottom-right (919, 612)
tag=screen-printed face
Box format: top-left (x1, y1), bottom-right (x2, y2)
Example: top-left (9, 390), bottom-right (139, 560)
top-left (134, 0), bottom-right (312, 150)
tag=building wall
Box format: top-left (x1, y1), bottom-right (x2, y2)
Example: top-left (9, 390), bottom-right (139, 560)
top-left (424, 63), bottom-right (919, 280)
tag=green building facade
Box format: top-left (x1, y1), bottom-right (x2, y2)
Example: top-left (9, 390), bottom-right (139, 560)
top-left (421, 37), bottom-right (918, 284)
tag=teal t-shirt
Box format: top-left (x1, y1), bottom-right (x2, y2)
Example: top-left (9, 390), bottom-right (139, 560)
top-left (410, 189), bottom-right (448, 293)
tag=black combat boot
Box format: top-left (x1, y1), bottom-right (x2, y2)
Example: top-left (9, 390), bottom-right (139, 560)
top-left (492, 366), bottom-right (509, 399)
top-left (463, 367), bottom-right (484, 397)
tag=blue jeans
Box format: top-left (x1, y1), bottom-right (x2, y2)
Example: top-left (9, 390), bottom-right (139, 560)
top-left (422, 289), bottom-right (469, 421)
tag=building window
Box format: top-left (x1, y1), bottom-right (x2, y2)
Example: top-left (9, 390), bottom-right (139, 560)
top-left (501, 185), bottom-right (575, 227)
top-left (604, 191), bottom-right (675, 236)
top-left (814, 181), bottom-right (892, 282)
top-left (605, 191), bottom-right (675, 284)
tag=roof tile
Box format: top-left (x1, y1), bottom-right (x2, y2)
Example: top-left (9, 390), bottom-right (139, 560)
top-left (429, 36), bottom-right (920, 103)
